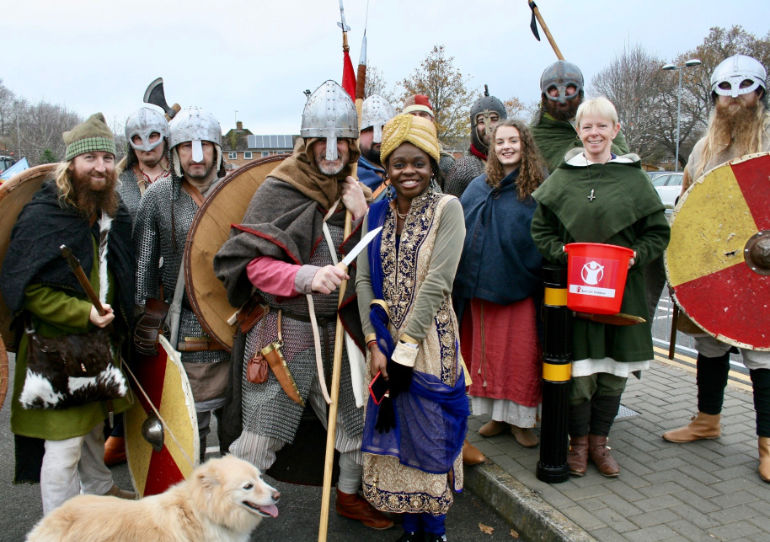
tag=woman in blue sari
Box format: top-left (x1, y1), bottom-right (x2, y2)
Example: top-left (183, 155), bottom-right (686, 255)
top-left (355, 113), bottom-right (468, 542)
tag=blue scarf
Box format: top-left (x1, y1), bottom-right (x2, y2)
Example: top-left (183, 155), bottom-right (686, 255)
top-left (361, 199), bottom-right (468, 473)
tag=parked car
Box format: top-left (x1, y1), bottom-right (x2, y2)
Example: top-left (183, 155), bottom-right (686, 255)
top-left (648, 171), bottom-right (683, 209)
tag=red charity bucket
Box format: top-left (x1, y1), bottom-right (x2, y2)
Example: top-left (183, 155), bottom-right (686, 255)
top-left (564, 242), bottom-right (634, 315)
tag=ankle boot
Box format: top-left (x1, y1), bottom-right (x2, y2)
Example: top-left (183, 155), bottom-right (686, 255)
top-left (335, 489), bottom-right (394, 530)
top-left (588, 434), bottom-right (619, 477)
top-left (462, 440), bottom-right (486, 465)
top-left (662, 412), bottom-right (721, 443)
top-left (567, 435), bottom-right (589, 476)
top-left (759, 437), bottom-right (770, 483)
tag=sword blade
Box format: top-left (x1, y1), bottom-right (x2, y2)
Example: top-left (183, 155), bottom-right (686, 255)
top-left (341, 226), bottom-right (382, 268)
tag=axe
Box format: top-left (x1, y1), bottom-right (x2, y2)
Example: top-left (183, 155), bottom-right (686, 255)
top-left (143, 77), bottom-right (181, 120)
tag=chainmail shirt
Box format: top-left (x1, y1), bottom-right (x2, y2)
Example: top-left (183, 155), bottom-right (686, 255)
top-left (133, 174), bottom-right (228, 366)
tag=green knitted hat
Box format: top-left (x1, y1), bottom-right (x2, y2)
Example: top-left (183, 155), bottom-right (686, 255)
top-left (63, 113), bottom-right (116, 160)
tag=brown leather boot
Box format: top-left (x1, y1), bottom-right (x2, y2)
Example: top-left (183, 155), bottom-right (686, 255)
top-left (567, 435), bottom-right (589, 476)
top-left (588, 434), bottom-right (619, 477)
top-left (335, 490), bottom-right (394, 530)
top-left (662, 412), bottom-right (721, 443)
top-left (462, 440), bottom-right (486, 465)
top-left (104, 436), bottom-right (126, 467)
top-left (759, 437), bottom-right (770, 483)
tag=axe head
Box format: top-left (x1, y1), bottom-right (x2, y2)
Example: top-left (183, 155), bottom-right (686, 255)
top-left (143, 77), bottom-right (179, 120)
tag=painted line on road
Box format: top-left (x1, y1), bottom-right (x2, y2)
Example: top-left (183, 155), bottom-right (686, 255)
top-left (653, 345), bottom-right (753, 392)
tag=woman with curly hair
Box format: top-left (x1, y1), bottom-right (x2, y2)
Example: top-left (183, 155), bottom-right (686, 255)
top-left (453, 119), bottom-right (547, 448)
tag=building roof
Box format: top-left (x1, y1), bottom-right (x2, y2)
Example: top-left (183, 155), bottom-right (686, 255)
top-left (247, 135), bottom-right (295, 150)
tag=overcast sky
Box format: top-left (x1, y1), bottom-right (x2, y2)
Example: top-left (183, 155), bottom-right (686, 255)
top-left (4, 0), bottom-right (769, 136)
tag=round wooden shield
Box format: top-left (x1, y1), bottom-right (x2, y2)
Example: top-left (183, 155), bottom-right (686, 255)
top-left (0, 163), bottom-right (58, 350)
top-left (184, 155), bottom-right (286, 350)
top-left (0, 335), bottom-right (8, 411)
top-left (666, 152), bottom-right (770, 350)
top-left (125, 335), bottom-right (199, 497)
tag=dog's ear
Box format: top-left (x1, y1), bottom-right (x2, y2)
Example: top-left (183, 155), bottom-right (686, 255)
top-left (196, 463), bottom-right (222, 490)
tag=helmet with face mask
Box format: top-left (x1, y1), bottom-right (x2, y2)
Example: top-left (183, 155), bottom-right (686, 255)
top-left (470, 89), bottom-right (507, 154)
top-left (125, 105), bottom-right (168, 152)
top-left (540, 60), bottom-right (584, 105)
top-left (360, 95), bottom-right (396, 144)
top-left (711, 54), bottom-right (767, 99)
top-left (300, 80), bottom-right (358, 162)
top-left (168, 107), bottom-right (223, 178)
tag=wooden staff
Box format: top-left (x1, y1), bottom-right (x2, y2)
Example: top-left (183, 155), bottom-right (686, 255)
top-left (60, 244), bottom-right (106, 315)
top-left (528, 1), bottom-right (565, 60)
top-left (318, 210), bottom-right (353, 542)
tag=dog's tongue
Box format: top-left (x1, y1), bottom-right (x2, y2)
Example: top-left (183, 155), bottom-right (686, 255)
top-left (259, 504), bottom-right (279, 518)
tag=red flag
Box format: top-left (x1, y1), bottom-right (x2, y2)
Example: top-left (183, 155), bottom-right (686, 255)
top-left (342, 50), bottom-right (356, 101)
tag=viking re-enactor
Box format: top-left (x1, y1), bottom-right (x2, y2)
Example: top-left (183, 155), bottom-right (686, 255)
top-left (117, 105), bottom-right (171, 223)
top-left (662, 54), bottom-right (770, 482)
top-left (444, 91), bottom-right (507, 198)
top-left (214, 81), bottom-right (392, 530)
top-left (0, 113), bottom-right (135, 513)
top-left (133, 107), bottom-right (230, 455)
top-left (530, 60), bottom-right (629, 172)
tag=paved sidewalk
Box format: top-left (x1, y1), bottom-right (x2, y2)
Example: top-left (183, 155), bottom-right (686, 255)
top-left (464, 357), bottom-right (770, 542)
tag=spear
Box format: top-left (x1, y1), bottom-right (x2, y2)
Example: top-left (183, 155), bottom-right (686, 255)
top-left (527, 1), bottom-right (565, 60)
top-left (318, 4), bottom-right (356, 540)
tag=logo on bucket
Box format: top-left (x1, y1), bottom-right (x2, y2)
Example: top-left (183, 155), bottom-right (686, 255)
top-left (564, 242), bottom-right (633, 315)
top-left (580, 261), bottom-right (604, 285)
top-left (568, 257), bottom-right (616, 298)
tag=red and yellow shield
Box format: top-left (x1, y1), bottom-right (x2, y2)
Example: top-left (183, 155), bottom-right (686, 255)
top-left (666, 152), bottom-right (770, 350)
top-left (125, 336), bottom-right (199, 496)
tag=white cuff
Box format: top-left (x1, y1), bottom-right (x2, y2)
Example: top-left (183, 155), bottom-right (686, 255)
top-left (392, 340), bottom-right (418, 368)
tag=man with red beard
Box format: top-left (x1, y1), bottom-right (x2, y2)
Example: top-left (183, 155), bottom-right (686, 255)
top-left (0, 113), bottom-right (136, 513)
top-left (662, 54), bottom-right (770, 483)
top-left (530, 60), bottom-right (629, 173)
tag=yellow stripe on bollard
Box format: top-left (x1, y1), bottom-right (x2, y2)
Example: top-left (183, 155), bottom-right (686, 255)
top-left (544, 286), bottom-right (567, 307)
top-left (543, 362), bottom-right (571, 382)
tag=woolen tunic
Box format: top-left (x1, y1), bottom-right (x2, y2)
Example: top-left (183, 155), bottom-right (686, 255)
top-left (531, 152), bottom-right (669, 374)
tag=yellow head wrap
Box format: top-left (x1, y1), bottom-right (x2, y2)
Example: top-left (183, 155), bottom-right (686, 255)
top-left (380, 113), bottom-right (440, 166)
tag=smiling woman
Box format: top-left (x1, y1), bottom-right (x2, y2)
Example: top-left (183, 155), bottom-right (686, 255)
top-left (355, 113), bottom-right (467, 542)
top-left (530, 96), bottom-right (670, 479)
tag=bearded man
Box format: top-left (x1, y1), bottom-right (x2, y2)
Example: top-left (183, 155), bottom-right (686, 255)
top-left (662, 54), bottom-right (770, 483)
top-left (133, 107), bottom-right (230, 458)
top-left (0, 113), bottom-right (136, 514)
top-left (214, 80), bottom-right (392, 530)
top-left (357, 94), bottom-right (395, 195)
top-left (530, 60), bottom-right (629, 172)
top-left (117, 105), bottom-right (170, 223)
top-left (445, 90), bottom-right (507, 197)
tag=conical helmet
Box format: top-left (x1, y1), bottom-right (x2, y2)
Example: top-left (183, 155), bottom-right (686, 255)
top-left (300, 80), bottom-right (358, 161)
top-left (361, 95), bottom-right (396, 143)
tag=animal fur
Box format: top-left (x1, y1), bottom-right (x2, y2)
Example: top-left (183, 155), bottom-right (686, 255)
top-left (26, 455), bottom-right (279, 542)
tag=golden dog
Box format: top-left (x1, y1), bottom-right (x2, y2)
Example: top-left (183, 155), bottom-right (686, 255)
top-left (27, 455), bottom-right (280, 542)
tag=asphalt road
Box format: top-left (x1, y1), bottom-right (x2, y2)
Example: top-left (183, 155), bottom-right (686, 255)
top-left (0, 356), bottom-right (524, 542)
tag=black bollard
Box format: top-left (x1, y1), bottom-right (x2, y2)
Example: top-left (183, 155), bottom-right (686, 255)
top-left (536, 265), bottom-right (572, 483)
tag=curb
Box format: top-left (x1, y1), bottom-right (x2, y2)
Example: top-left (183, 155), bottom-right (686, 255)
top-left (464, 460), bottom-right (596, 542)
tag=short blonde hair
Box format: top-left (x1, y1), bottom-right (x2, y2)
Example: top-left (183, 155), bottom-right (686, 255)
top-left (575, 96), bottom-right (618, 128)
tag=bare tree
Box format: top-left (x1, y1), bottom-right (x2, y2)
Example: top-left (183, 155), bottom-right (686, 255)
top-left (363, 65), bottom-right (395, 104)
top-left (7, 99), bottom-right (81, 165)
top-left (397, 45), bottom-right (475, 142)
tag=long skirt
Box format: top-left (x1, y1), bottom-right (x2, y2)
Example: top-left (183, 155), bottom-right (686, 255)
top-left (461, 297), bottom-right (542, 427)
